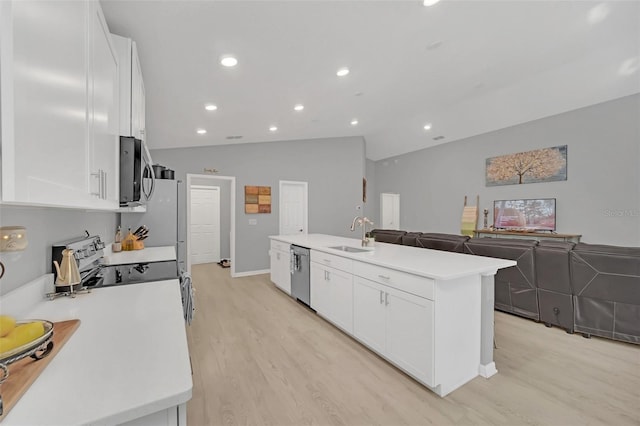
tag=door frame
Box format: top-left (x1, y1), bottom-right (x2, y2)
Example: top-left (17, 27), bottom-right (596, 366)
top-left (279, 180), bottom-right (308, 235)
top-left (186, 174), bottom-right (236, 277)
top-left (190, 185), bottom-right (221, 265)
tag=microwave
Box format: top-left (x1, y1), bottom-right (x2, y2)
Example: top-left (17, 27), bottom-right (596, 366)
top-left (120, 136), bottom-right (155, 206)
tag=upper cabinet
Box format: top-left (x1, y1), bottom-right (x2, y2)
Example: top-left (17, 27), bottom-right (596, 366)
top-left (112, 34), bottom-right (146, 141)
top-left (0, 0), bottom-right (119, 209)
top-left (89, 2), bottom-right (120, 208)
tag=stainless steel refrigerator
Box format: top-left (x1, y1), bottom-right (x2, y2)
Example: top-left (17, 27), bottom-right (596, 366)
top-left (121, 179), bottom-right (187, 272)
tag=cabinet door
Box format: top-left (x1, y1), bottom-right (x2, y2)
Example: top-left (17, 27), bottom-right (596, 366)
top-left (327, 267), bottom-right (353, 333)
top-left (4, 0), bottom-right (90, 206)
top-left (131, 42), bottom-right (146, 141)
top-left (270, 250), bottom-right (280, 286)
top-left (89, 2), bottom-right (119, 208)
top-left (353, 277), bottom-right (386, 354)
top-left (276, 249), bottom-right (291, 295)
top-left (310, 262), bottom-right (330, 316)
top-left (385, 287), bottom-right (435, 386)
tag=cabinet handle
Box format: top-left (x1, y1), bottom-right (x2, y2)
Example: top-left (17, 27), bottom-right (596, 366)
top-left (326, 271), bottom-right (330, 282)
top-left (101, 170), bottom-right (107, 199)
top-left (378, 274), bottom-right (390, 280)
top-left (91, 171), bottom-right (101, 198)
top-left (385, 292), bottom-right (389, 306)
top-left (379, 290), bottom-right (384, 304)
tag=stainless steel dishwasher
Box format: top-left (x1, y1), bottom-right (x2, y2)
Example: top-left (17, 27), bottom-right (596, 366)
top-left (290, 245), bottom-right (310, 306)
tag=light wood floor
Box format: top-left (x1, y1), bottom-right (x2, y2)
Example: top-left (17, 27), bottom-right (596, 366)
top-left (186, 263), bottom-right (640, 426)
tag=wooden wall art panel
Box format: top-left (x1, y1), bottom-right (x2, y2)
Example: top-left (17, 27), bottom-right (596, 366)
top-left (245, 186), bottom-right (271, 213)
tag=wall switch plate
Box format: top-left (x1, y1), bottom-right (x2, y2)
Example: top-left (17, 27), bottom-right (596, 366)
top-left (248, 219), bottom-right (257, 225)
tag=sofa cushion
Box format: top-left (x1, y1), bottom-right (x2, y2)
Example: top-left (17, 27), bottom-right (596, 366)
top-left (416, 233), bottom-right (469, 253)
top-left (370, 229), bottom-right (406, 245)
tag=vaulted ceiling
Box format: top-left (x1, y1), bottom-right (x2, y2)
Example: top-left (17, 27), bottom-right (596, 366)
top-left (101, 0), bottom-right (640, 160)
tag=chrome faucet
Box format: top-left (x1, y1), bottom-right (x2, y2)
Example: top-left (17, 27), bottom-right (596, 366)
top-left (350, 216), bottom-right (374, 247)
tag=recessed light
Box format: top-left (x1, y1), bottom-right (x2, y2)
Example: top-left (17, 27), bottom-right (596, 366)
top-left (423, 0), bottom-right (440, 6)
top-left (337, 68), bottom-right (350, 77)
top-left (197, 129), bottom-right (207, 134)
top-left (423, 123), bottom-right (432, 131)
top-left (269, 126), bottom-right (278, 132)
top-left (220, 55), bottom-right (238, 67)
top-left (587, 3), bottom-right (610, 24)
top-left (350, 119), bottom-right (359, 126)
top-left (205, 104), bottom-right (217, 111)
top-left (294, 104), bottom-right (304, 111)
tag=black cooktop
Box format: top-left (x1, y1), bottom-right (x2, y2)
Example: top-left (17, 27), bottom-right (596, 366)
top-left (85, 260), bottom-right (178, 288)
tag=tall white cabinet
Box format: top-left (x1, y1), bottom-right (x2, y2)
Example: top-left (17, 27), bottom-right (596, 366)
top-left (111, 34), bottom-right (146, 141)
top-left (0, 0), bottom-right (119, 209)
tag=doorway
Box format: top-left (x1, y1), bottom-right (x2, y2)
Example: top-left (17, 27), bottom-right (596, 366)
top-left (279, 180), bottom-right (308, 235)
top-left (190, 185), bottom-right (220, 265)
top-left (186, 174), bottom-right (236, 277)
top-left (380, 193), bottom-right (400, 230)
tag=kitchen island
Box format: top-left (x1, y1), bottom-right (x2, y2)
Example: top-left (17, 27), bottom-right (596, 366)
top-left (270, 234), bottom-right (515, 397)
top-left (1, 275), bottom-right (192, 425)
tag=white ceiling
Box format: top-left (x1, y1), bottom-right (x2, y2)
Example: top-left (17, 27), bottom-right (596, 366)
top-left (101, 0), bottom-right (640, 161)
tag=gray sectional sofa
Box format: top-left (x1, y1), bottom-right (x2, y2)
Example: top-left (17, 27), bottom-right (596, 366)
top-left (369, 229), bottom-right (640, 345)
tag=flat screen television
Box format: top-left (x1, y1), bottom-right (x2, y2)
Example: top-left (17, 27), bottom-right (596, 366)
top-left (493, 198), bottom-right (556, 231)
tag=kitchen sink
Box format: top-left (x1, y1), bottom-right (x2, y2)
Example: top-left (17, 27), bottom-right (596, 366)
top-left (328, 245), bottom-right (372, 253)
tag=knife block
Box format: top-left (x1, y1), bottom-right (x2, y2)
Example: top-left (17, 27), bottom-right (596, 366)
top-left (133, 240), bottom-right (144, 250)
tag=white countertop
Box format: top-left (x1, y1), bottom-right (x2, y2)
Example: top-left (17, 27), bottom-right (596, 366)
top-left (271, 234), bottom-right (516, 280)
top-left (102, 245), bottom-right (176, 265)
top-left (2, 279), bottom-right (192, 425)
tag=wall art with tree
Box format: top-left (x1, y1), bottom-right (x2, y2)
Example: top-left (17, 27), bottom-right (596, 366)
top-left (486, 145), bottom-right (567, 186)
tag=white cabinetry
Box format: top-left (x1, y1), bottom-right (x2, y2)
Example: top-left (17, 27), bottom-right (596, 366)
top-left (112, 34), bottom-right (146, 140)
top-left (353, 276), bottom-right (434, 386)
top-left (269, 240), bottom-right (291, 294)
top-left (89, 1), bottom-right (119, 208)
top-left (310, 261), bottom-right (353, 334)
top-left (0, 0), bottom-right (118, 209)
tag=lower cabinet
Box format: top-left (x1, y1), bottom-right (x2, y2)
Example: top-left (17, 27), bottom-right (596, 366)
top-left (120, 403), bottom-right (186, 426)
top-left (269, 242), bottom-right (291, 295)
top-left (310, 262), bottom-right (353, 334)
top-left (353, 277), bottom-right (434, 387)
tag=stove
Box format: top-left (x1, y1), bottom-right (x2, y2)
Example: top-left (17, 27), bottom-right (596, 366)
top-left (88, 261), bottom-right (178, 288)
top-left (51, 233), bottom-right (178, 293)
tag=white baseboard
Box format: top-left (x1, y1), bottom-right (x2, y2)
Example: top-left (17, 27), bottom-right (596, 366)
top-left (479, 362), bottom-right (498, 378)
top-left (232, 269), bottom-right (270, 278)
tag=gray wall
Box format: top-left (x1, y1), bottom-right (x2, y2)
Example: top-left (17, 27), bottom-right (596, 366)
top-left (190, 176), bottom-right (231, 260)
top-left (151, 136), bottom-right (365, 273)
top-left (0, 206), bottom-right (117, 295)
top-left (373, 94), bottom-right (640, 246)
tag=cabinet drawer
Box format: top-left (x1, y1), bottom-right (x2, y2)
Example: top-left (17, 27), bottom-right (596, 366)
top-left (270, 239), bottom-right (290, 253)
top-left (353, 262), bottom-right (434, 301)
top-left (310, 250), bottom-right (353, 273)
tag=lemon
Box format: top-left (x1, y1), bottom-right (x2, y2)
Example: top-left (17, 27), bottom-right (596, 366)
top-left (0, 315), bottom-right (16, 337)
top-left (0, 321), bottom-right (45, 355)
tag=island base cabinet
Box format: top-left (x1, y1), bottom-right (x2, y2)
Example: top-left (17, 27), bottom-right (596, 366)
top-left (119, 403), bottom-right (186, 426)
top-left (353, 277), bottom-right (435, 387)
top-left (385, 287), bottom-right (434, 386)
top-left (311, 262), bottom-right (354, 334)
top-left (353, 277), bottom-right (386, 354)
top-left (269, 241), bottom-right (291, 295)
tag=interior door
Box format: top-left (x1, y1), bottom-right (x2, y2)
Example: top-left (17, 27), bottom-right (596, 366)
top-left (380, 193), bottom-right (400, 230)
top-left (279, 180), bottom-right (308, 235)
top-left (190, 186), bottom-right (220, 264)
